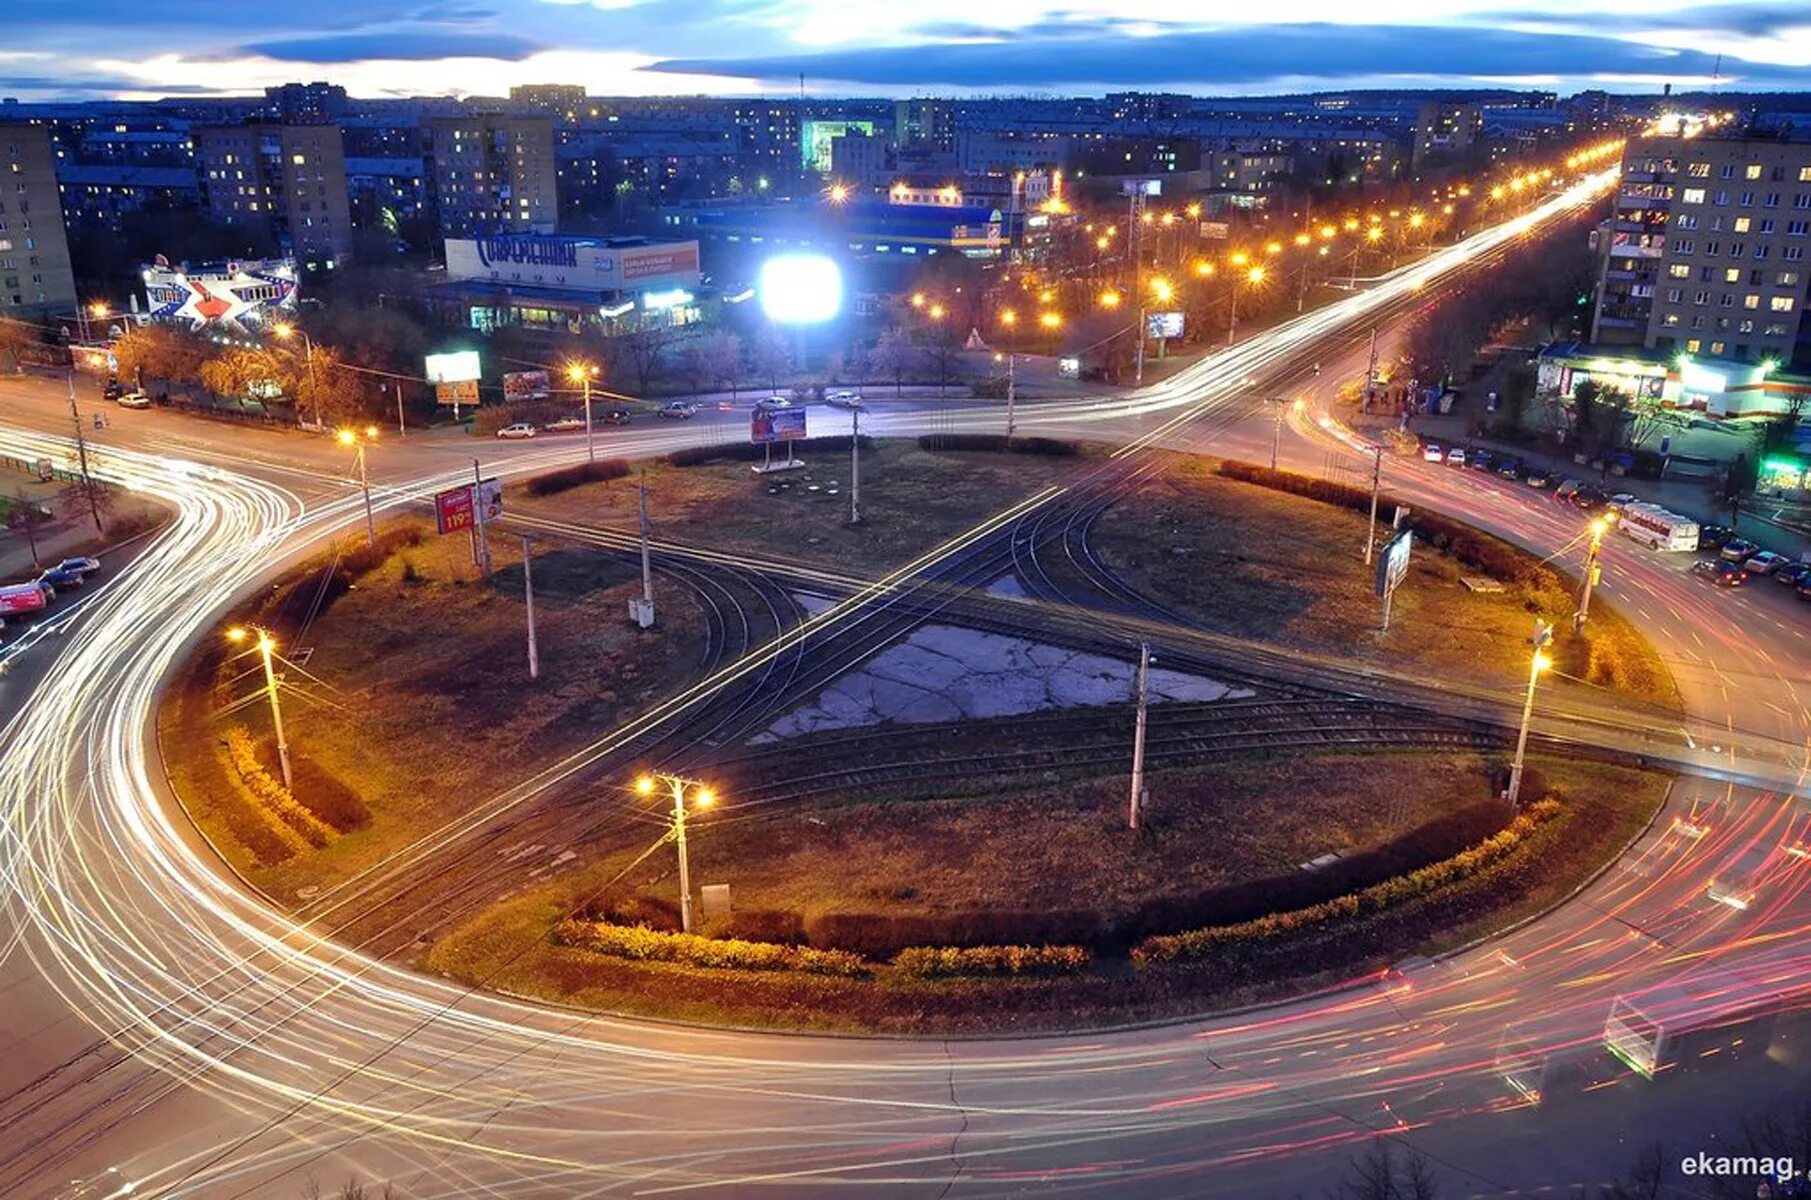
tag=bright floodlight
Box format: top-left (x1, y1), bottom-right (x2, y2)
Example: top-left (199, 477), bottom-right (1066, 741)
top-left (759, 254), bottom-right (843, 325)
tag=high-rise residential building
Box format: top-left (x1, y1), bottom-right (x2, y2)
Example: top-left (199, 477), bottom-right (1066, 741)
top-left (1410, 102), bottom-right (1484, 168)
top-left (1593, 134), bottom-right (1811, 370)
top-left (423, 114), bottom-right (557, 237)
top-left (510, 85), bottom-right (587, 121)
top-left (193, 122), bottom-right (353, 260)
top-left (894, 99), bottom-right (956, 154)
top-left (0, 123), bottom-right (78, 319)
top-left (264, 82), bottom-right (349, 120)
top-left (729, 102), bottom-right (800, 186)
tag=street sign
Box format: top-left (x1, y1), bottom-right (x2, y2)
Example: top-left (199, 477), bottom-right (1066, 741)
top-left (434, 484), bottom-right (475, 534)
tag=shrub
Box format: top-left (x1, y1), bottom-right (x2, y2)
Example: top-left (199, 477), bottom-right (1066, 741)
top-left (1132, 799), bottom-right (1566, 965)
top-left (666, 435), bottom-right (871, 468)
top-left (552, 920), bottom-right (869, 977)
top-left (222, 726), bottom-right (335, 848)
top-left (916, 433), bottom-right (1079, 457)
top-left (337, 525), bottom-right (424, 580)
top-left (289, 757), bottom-right (369, 832)
top-left (524, 458), bottom-right (631, 496)
top-left (892, 944), bottom-right (1091, 978)
top-left (804, 909), bottom-right (1106, 959)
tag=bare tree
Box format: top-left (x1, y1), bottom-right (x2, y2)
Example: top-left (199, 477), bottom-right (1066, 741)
top-left (870, 327), bottom-right (916, 397)
top-left (613, 326), bottom-right (671, 394)
top-left (0, 317), bottom-right (39, 373)
top-left (750, 324), bottom-right (792, 392)
top-left (919, 323), bottom-right (963, 399)
top-left (63, 475), bottom-right (118, 536)
top-left (6, 490), bottom-right (51, 568)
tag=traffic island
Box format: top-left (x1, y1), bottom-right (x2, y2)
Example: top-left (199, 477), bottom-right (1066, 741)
top-left (158, 517), bottom-right (709, 899)
top-left (422, 751), bottom-right (1668, 1033)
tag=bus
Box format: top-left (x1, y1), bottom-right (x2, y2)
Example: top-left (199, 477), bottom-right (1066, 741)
top-left (1616, 502), bottom-right (1700, 552)
top-left (1604, 965), bottom-right (1789, 1079)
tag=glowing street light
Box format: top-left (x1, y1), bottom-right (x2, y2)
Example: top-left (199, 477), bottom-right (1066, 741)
top-left (335, 424), bottom-right (380, 546)
top-left (1506, 622), bottom-right (1555, 808)
top-left (1150, 278), bottom-right (1175, 304)
top-left (227, 625), bottom-right (292, 791)
top-left (1098, 290), bottom-right (1123, 309)
top-left (1038, 311), bottom-right (1062, 330)
top-left (566, 360), bottom-right (600, 462)
top-left (634, 772), bottom-right (717, 932)
top-left (1575, 513), bottom-right (1617, 632)
top-left (271, 321), bottom-right (321, 430)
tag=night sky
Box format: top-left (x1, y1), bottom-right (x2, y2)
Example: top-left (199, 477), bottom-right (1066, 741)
top-left (5, 0), bottom-right (1809, 100)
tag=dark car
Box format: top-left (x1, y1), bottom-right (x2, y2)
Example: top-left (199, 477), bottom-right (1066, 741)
top-left (102, 379), bottom-right (123, 399)
top-left (602, 408), bottom-right (632, 424)
top-left (1468, 449), bottom-right (1494, 472)
top-left (1571, 487), bottom-right (1609, 512)
top-left (37, 566), bottom-right (85, 590)
top-left (1495, 457), bottom-right (1522, 480)
top-left (1691, 560), bottom-right (1748, 588)
top-left (1798, 580), bottom-right (1811, 603)
top-left (1697, 524), bottom-right (1735, 551)
top-left (1775, 561), bottom-right (1811, 587)
top-left (1523, 465), bottom-right (1552, 488)
top-left (54, 556), bottom-right (101, 577)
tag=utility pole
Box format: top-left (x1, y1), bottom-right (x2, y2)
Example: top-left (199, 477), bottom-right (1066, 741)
top-left (582, 373), bottom-right (595, 463)
top-left (848, 405), bottom-right (863, 525)
top-left (1004, 351), bottom-right (1017, 439)
top-left (338, 427), bottom-right (378, 548)
top-left (629, 467), bottom-right (656, 628)
top-left (471, 458), bottom-right (492, 578)
top-left (522, 535), bottom-right (539, 681)
top-left (1575, 516), bottom-right (1613, 632)
top-left (231, 626), bottom-right (293, 791)
top-left (1362, 327), bottom-right (1379, 412)
top-left (1506, 622), bottom-right (1554, 809)
top-left (1270, 397), bottom-right (1284, 471)
top-left (65, 371), bottom-right (103, 533)
top-left (394, 383), bottom-right (407, 438)
top-left (1226, 284), bottom-right (1240, 348)
top-left (1363, 445), bottom-right (1383, 566)
top-left (636, 773), bottom-right (716, 933)
top-left (1128, 642), bottom-right (1150, 830)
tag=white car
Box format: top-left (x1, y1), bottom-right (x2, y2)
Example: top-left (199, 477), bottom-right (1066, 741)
top-left (543, 416), bottom-right (584, 432)
top-left (496, 422), bottom-right (538, 439)
top-left (115, 391), bottom-right (152, 409)
top-left (1742, 550), bottom-right (1786, 575)
top-left (754, 395), bottom-right (793, 411)
top-left (826, 390), bottom-right (864, 410)
top-left (1421, 444), bottom-right (1444, 463)
top-left (1445, 447), bottom-right (1466, 466)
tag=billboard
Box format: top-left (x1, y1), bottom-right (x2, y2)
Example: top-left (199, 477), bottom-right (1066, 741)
top-left (1146, 311), bottom-right (1185, 339)
top-left (425, 351), bottom-right (481, 383)
top-left (436, 380), bottom-right (479, 407)
top-left (444, 236), bottom-right (701, 292)
top-left (1200, 221), bottom-right (1231, 239)
top-left (435, 485), bottom-right (475, 535)
top-left (751, 408), bottom-right (807, 444)
top-left (503, 370), bottom-right (550, 402)
top-left (476, 478), bottom-right (504, 523)
top-left (1375, 529), bottom-right (1413, 597)
top-left (141, 256), bottom-right (298, 331)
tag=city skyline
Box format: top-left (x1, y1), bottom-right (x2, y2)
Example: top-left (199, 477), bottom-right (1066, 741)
top-left (4, 0), bottom-right (1810, 102)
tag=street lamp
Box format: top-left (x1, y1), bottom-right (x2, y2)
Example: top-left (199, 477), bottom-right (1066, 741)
top-left (1228, 265), bottom-right (1265, 347)
top-left (566, 361), bottom-right (599, 463)
top-left (227, 625), bottom-right (292, 791)
top-left (634, 772), bottom-right (717, 933)
top-left (271, 322), bottom-right (321, 430)
top-left (336, 425), bottom-right (380, 547)
top-left (1506, 623), bottom-right (1555, 809)
top-left (1575, 514), bottom-right (1616, 631)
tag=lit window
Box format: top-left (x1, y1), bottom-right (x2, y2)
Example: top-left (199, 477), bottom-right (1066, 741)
top-left (1771, 296), bottom-right (1796, 312)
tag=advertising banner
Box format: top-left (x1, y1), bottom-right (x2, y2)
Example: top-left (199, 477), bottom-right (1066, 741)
top-left (751, 408), bottom-right (807, 444)
top-left (0, 584), bottom-right (49, 616)
top-left (476, 477), bottom-right (504, 523)
top-left (1374, 530), bottom-right (1413, 598)
top-left (1146, 311), bottom-right (1185, 339)
top-left (503, 370), bottom-right (550, 402)
top-left (1199, 221), bottom-right (1231, 239)
top-left (436, 380), bottom-right (479, 407)
top-left (435, 485), bottom-right (475, 535)
top-left (424, 351), bottom-right (481, 383)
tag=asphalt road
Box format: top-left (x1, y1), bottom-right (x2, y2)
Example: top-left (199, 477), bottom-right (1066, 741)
top-left (6, 170), bottom-right (1811, 1200)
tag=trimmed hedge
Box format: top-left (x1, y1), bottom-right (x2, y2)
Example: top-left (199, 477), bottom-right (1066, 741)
top-left (917, 433), bottom-right (1079, 457)
top-left (553, 920), bottom-right (868, 977)
top-left (222, 726), bottom-right (334, 849)
top-left (524, 458), bottom-right (630, 496)
top-left (892, 944), bottom-right (1091, 979)
top-left (1132, 798), bottom-right (1565, 965)
top-left (667, 435), bottom-right (872, 468)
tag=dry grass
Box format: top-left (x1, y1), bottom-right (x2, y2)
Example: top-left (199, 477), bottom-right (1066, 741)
top-left (161, 518), bottom-right (709, 898)
top-left (512, 441), bottom-right (1096, 577)
top-left (1091, 458), bottom-right (1679, 709)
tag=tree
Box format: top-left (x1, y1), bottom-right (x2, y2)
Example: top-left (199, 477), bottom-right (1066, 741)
top-left (1570, 379), bottom-right (1630, 458)
top-left (869, 327), bottom-right (916, 397)
top-left (1326, 1138), bottom-right (1441, 1200)
top-left (918, 322), bottom-right (963, 398)
top-left (0, 317), bottom-right (39, 373)
top-left (64, 475), bottom-right (117, 535)
top-left (1626, 393), bottom-right (1687, 451)
top-left (5, 490), bottom-right (51, 568)
top-left (750, 324), bottom-right (792, 392)
top-left (613, 326), bottom-right (671, 394)
top-left (696, 330), bottom-right (743, 398)
top-left (111, 325), bottom-right (211, 392)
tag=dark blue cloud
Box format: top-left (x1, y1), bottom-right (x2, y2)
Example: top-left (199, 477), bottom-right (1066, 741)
top-left (650, 21), bottom-right (1797, 89)
top-left (1483, 2), bottom-right (1811, 38)
top-left (242, 29), bottom-right (545, 62)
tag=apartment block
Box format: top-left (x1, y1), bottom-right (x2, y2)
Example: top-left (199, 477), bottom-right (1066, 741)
top-left (424, 114), bottom-right (557, 237)
top-left (0, 123), bottom-right (79, 319)
top-left (193, 122), bottom-right (353, 261)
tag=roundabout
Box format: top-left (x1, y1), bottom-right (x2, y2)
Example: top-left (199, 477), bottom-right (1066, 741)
top-left (5, 171), bottom-right (1811, 1199)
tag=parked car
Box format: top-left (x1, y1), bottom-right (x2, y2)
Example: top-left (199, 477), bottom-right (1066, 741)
top-left (1720, 538), bottom-right (1759, 563)
top-left (659, 401), bottom-right (697, 419)
top-left (37, 566), bottom-right (85, 590)
top-left (543, 416), bottom-right (585, 432)
top-left (1523, 465), bottom-right (1551, 488)
top-left (1773, 561), bottom-right (1811, 587)
top-left (54, 556), bottom-right (101, 577)
top-left (101, 379), bottom-right (123, 400)
top-left (1468, 450), bottom-right (1495, 472)
top-left (1697, 524), bottom-right (1735, 551)
top-left (496, 422), bottom-right (538, 439)
top-left (1445, 447), bottom-right (1466, 466)
top-left (1692, 559), bottom-right (1749, 588)
top-left (1608, 492), bottom-right (1637, 510)
top-left (1743, 550), bottom-right (1788, 575)
top-left (602, 407), bottom-right (633, 424)
top-left (1572, 487), bottom-right (1610, 512)
top-left (1421, 443), bottom-right (1444, 463)
top-left (754, 395), bottom-right (793, 412)
top-left (826, 390), bottom-right (864, 409)
top-left (1554, 479), bottom-right (1582, 503)
top-left (115, 391), bottom-right (152, 409)
top-left (1798, 580), bottom-right (1811, 603)
top-left (1496, 457), bottom-right (1522, 479)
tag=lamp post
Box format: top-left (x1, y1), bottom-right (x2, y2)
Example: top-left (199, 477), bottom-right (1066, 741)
top-left (1270, 396), bottom-right (1305, 471)
top-left (1506, 623), bottom-right (1554, 809)
top-left (336, 425), bottom-right (379, 547)
top-left (228, 625), bottom-right (292, 791)
top-left (566, 362), bottom-right (599, 463)
top-left (635, 772), bottom-right (717, 933)
top-left (1575, 514), bottom-right (1615, 632)
top-left (1228, 266), bottom-right (1265, 347)
top-left (272, 322), bottom-right (320, 430)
